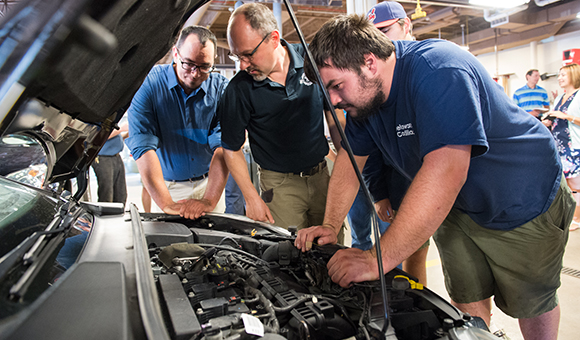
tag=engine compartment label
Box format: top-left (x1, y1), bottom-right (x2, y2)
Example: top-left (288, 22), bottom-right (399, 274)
top-left (241, 313), bottom-right (264, 337)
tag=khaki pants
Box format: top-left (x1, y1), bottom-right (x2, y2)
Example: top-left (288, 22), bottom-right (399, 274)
top-left (259, 163), bottom-right (344, 243)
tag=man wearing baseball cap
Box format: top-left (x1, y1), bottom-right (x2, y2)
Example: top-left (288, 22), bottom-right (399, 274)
top-left (367, 1), bottom-right (412, 40)
top-left (364, 1), bottom-right (429, 286)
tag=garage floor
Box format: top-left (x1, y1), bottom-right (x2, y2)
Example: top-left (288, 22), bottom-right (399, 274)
top-left (97, 172), bottom-right (580, 340)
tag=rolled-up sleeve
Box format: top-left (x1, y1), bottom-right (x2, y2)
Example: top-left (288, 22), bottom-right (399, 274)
top-left (126, 133), bottom-right (159, 160)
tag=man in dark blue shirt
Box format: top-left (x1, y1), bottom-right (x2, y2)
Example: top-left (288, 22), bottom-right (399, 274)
top-left (295, 15), bottom-right (574, 339)
top-left (220, 3), bottom-right (335, 232)
top-left (126, 26), bottom-right (229, 218)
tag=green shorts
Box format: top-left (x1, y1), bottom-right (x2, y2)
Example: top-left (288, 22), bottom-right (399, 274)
top-left (433, 177), bottom-right (574, 318)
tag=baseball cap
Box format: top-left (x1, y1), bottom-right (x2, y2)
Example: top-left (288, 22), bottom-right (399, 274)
top-left (367, 1), bottom-right (407, 28)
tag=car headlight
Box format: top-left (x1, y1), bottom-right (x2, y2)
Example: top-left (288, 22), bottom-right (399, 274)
top-left (6, 164), bottom-right (47, 188)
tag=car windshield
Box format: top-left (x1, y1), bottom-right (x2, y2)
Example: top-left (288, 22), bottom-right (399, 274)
top-left (0, 177), bottom-right (58, 258)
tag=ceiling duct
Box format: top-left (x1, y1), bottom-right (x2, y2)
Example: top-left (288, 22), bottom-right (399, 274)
top-left (535, 0), bottom-right (561, 6)
top-left (483, 4), bottom-right (528, 27)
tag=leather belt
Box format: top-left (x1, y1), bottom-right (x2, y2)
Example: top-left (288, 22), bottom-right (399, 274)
top-left (172, 173), bottom-right (208, 182)
top-left (292, 160), bottom-right (327, 177)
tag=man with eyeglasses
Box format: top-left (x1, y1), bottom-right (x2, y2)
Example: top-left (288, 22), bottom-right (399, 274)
top-left (218, 3), bottom-right (341, 236)
top-left (354, 1), bottom-right (429, 286)
top-left (126, 26), bottom-right (229, 218)
top-left (367, 1), bottom-right (413, 40)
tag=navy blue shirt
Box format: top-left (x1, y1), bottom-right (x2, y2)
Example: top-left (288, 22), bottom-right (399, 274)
top-left (219, 40), bottom-right (328, 173)
top-left (346, 39), bottom-right (562, 230)
top-left (126, 64), bottom-right (228, 181)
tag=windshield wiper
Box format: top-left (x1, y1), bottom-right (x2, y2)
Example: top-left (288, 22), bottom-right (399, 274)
top-left (0, 215), bottom-right (62, 281)
top-left (1, 201), bottom-right (80, 301)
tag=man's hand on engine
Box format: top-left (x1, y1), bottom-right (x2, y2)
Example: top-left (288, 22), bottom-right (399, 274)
top-left (294, 224), bottom-right (338, 252)
top-left (327, 248), bottom-right (380, 288)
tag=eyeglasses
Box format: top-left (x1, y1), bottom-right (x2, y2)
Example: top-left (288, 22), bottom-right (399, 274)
top-left (228, 32), bottom-right (271, 63)
top-left (176, 49), bottom-right (214, 74)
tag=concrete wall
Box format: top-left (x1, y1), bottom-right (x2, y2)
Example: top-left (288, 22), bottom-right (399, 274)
top-left (475, 31), bottom-right (580, 105)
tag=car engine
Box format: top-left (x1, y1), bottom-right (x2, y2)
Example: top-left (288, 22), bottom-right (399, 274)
top-left (144, 214), bottom-right (492, 340)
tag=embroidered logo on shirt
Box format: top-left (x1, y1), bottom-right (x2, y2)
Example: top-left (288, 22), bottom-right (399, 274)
top-left (396, 123), bottom-right (415, 137)
top-left (300, 73), bottom-right (313, 86)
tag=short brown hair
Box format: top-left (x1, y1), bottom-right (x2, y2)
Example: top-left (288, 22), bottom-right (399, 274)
top-left (397, 18), bottom-right (412, 36)
top-left (526, 69), bottom-right (539, 78)
top-left (560, 63), bottom-right (580, 89)
top-left (305, 14), bottom-right (395, 82)
top-left (176, 26), bottom-right (217, 57)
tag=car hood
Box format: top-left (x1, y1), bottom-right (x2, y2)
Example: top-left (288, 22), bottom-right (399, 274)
top-left (0, 0), bottom-right (207, 186)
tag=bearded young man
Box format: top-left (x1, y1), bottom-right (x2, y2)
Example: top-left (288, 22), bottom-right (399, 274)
top-left (294, 15), bottom-right (573, 340)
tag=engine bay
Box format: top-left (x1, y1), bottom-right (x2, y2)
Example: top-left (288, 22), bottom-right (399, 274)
top-left (144, 214), bottom-right (491, 340)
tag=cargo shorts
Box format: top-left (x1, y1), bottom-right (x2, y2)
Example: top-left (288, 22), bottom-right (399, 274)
top-left (433, 177), bottom-right (574, 318)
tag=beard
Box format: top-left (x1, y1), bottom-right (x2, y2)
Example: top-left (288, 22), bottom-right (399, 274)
top-left (245, 67), bottom-right (268, 82)
top-left (351, 75), bottom-right (386, 122)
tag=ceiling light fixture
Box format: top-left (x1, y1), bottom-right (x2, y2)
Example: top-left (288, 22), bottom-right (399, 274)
top-left (469, 0), bottom-right (530, 9)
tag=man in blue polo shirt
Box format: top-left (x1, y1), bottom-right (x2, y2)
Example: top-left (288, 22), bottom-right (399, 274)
top-left (295, 15), bottom-right (574, 339)
top-left (91, 122), bottom-right (128, 204)
top-left (220, 3), bottom-right (336, 233)
top-left (126, 26), bottom-right (229, 218)
top-left (513, 69), bottom-right (550, 117)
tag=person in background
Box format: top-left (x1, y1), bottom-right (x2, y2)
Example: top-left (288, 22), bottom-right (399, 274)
top-left (543, 63), bottom-right (580, 231)
top-left (225, 174), bottom-right (245, 214)
top-left (142, 185), bottom-right (152, 213)
top-left (360, 0), bottom-right (428, 285)
top-left (126, 26), bottom-right (229, 219)
top-left (368, 0), bottom-right (413, 40)
top-left (295, 15), bottom-right (573, 340)
top-left (91, 122), bottom-right (128, 204)
top-left (513, 69), bottom-right (550, 118)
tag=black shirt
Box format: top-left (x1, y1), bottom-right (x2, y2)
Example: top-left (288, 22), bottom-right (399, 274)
top-left (219, 40), bottom-right (328, 173)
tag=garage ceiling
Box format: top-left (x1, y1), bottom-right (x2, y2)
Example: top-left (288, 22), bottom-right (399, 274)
top-left (195, 0), bottom-right (580, 66)
top-left (2, 0), bottom-right (579, 62)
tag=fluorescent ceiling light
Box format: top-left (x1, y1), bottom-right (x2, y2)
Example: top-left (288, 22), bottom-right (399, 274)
top-left (469, 0), bottom-right (530, 8)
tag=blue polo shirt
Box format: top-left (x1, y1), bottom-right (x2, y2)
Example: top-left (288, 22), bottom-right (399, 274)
top-left (513, 84), bottom-right (549, 112)
top-left (99, 134), bottom-right (124, 156)
top-left (346, 39), bottom-right (561, 230)
top-left (126, 64), bottom-right (228, 181)
top-left (219, 40), bottom-right (328, 173)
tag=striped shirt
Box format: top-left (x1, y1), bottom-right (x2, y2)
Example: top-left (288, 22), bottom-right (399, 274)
top-left (513, 84), bottom-right (549, 112)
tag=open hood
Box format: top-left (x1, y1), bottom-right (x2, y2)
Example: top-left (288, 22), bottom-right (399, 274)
top-left (0, 0), bottom-right (207, 187)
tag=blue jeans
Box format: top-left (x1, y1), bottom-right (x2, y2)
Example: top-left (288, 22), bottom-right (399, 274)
top-left (348, 188), bottom-right (389, 250)
top-left (225, 174), bottom-right (245, 215)
top-left (348, 188), bottom-right (402, 269)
